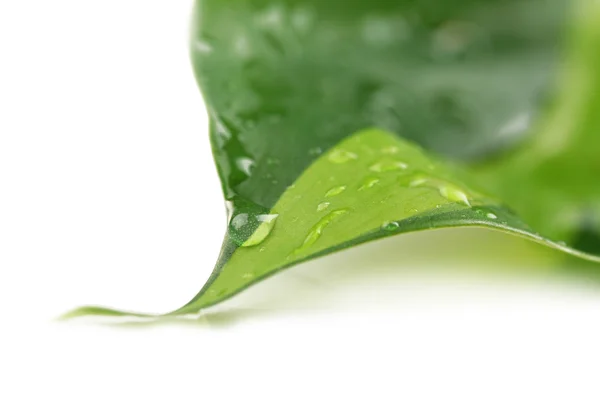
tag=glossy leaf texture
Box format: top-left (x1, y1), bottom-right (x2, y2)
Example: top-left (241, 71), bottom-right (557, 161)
top-left (65, 0), bottom-right (600, 319)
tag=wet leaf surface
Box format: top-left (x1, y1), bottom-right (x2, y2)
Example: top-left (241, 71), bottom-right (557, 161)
top-left (65, 0), bottom-right (600, 319)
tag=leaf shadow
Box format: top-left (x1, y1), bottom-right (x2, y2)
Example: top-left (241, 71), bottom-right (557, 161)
top-left (77, 225), bottom-right (600, 329)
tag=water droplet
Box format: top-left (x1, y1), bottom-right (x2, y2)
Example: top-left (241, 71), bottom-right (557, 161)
top-left (266, 157), bottom-right (280, 165)
top-left (369, 160), bottom-right (408, 173)
top-left (225, 200), bottom-right (235, 221)
top-left (408, 174), bottom-right (430, 188)
top-left (309, 147), bottom-right (323, 156)
top-left (214, 119), bottom-right (231, 141)
top-left (328, 149), bottom-right (358, 164)
top-left (439, 184), bottom-right (471, 207)
top-left (362, 16), bottom-right (394, 46)
top-left (325, 185), bottom-right (346, 197)
top-left (486, 213), bottom-right (498, 220)
top-left (242, 214), bottom-right (279, 247)
top-left (407, 174), bottom-right (471, 207)
top-left (242, 272), bottom-right (255, 279)
top-left (361, 15), bottom-right (410, 47)
top-left (194, 40), bottom-right (213, 54)
top-left (236, 157), bottom-right (255, 176)
top-left (381, 146), bottom-right (399, 154)
top-left (358, 177), bottom-right (380, 191)
top-left (259, 247), bottom-right (266, 252)
top-left (257, 4), bottom-right (284, 27)
top-left (230, 213), bottom-right (249, 230)
top-left (431, 20), bottom-right (478, 59)
top-left (291, 6), bottom-right (315, 33)
top-left (317, 202), bottom-right (330, 212)
top-left (217, 288), bottom-right (228, 297)
top-left (382, 221), bottom-right (400, 231)
top-left (498, 113), bottom-right (531, 138)
top-left (293, 209), bottom-right (349, 254)
top-left (234, 35), bottom-right (251, 59)
top-left (271, 180), bottom-right (279, 184)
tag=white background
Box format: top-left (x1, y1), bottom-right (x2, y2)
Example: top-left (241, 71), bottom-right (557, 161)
top-left (2, 1), bottom-right (600, 399)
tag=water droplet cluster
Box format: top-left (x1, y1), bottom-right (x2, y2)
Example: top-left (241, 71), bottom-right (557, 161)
top-left (229, 132), bottom-right (485, 264)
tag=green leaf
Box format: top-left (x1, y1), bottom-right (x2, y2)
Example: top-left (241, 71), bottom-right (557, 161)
top-left (173, 128), bottom-right (600, 315)
top-left (472, 0), bottom-right (600, 249)
top-left (64, 0), bottom-right (600, 319)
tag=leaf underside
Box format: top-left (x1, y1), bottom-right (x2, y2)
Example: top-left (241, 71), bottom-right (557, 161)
top-left (65, 0), bottom-right (600, 319)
